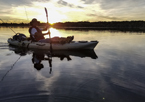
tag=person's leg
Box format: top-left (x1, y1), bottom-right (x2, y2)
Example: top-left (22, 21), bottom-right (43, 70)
top-left (39, 38), bottom-right (50, 43)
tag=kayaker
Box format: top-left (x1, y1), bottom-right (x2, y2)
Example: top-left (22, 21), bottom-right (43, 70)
top-left (29, 18), bottom-right (74, 43)
top-left (29, 18), bottom-right (50, 42)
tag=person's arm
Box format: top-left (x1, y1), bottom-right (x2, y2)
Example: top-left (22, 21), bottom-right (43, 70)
top-left (42, 27), bottom-right (47, 31)
top-left (42, 30), bottom-right (50, 36)
top-left (34, 27), bottom-right (50, 36)
top-left (34, 31), bottom-right (50, 37)
top-left (41, 25), bottom-right (50, 31)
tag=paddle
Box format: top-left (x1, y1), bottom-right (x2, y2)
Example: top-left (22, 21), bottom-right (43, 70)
top-left (44, 7), bottom-right (52, 52)
top-left (45, 7), bottom-right (52, 72)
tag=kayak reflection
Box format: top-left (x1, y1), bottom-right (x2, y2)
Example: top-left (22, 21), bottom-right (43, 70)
top-left (9, 45), bottom-right (98, 72)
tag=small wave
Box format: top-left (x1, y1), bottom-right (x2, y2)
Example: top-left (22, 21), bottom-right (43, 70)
top-left (0, 42), bottom-right (9, 49)
top-left (0, 94), bottom-right (50, 102)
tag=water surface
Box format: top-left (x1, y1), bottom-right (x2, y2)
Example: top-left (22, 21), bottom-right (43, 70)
top-left (0, 27), bottom-right (145, 102)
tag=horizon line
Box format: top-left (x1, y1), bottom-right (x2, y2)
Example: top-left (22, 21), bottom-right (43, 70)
top-left (0, 20), bottom-right (145, 24)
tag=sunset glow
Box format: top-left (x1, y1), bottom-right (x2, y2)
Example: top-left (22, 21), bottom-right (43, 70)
top-left (0, 0), bottom-right (145, 23)
top-left (11, 6), bottom-right (66, 24)
top-left (44, 28), bottom-right (62, 38)
top-left (36, 10), bottom-right (65, 24)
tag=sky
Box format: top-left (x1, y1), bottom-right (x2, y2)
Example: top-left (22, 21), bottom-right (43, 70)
top-left (0, 0), bottom-right (145, 24)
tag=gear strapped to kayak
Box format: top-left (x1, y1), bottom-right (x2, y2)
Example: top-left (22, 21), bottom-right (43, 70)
top-left (13, 33), bottom-right (27, 41)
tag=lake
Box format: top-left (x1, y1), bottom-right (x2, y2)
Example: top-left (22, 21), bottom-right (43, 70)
top-left (0, 27), bottom-right (145, 102)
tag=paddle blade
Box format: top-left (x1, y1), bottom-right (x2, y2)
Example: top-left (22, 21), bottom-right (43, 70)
top-left (45, 7), bottom-right (48, 17)
top-left (45, 7), bottom-right (49, 24)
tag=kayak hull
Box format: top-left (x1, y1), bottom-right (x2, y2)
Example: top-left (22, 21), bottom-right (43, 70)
top-left (8, 38), bottom-right (98, 50)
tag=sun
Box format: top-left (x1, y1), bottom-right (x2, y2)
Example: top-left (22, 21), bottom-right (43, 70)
top-left (36, 9), bottom-right (67, 24)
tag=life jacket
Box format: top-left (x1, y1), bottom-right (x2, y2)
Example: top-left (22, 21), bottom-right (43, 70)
top-left (29, 26), bottom-right (45, 41)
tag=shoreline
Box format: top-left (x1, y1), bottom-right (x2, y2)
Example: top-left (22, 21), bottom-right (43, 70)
top-left (1, 20), bottom-right (145, 32)
top-left (1, 26), bottom-right (145, 33)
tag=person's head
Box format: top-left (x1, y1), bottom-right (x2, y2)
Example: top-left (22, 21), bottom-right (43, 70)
top-left (30, 18), bottom-right (40, 26)
top-left (34, 63), bottom-right (44, 71)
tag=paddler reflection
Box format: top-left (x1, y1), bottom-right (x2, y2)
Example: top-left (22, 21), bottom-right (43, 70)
top-left (31, 50), bottom-right (72, 73)
top-left (9, 45), bottom-right (98, 73)
top-left (32, 51), bottom-right (52, 73)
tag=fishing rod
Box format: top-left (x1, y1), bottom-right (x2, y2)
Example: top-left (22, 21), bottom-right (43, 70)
top-left (0, 19), bottom-right (16, 34)
top-left (0, 56), bottom-right (21, 81)
top-left (24, 7), bottom-right (29, 22)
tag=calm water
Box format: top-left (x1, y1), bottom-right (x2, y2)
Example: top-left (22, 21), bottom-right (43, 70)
top-left (0, 27), bottom-right (145, 102)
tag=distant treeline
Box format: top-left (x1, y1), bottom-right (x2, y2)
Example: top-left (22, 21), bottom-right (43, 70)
top-left (1, 21), bottom-right (145, 32)
top-left (0, 22), bottom-right (47, 27)
top-left (53, 21), bottom-right (145, 27)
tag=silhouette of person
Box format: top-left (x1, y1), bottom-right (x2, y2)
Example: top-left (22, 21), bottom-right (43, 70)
top-left (29, 18), bottom-right (50, 42)
top-left (32, 52), bottom-right (44, 71)
top-left (60, 55), bottom-right (72, 61)
top-left (32, 52), bottom-right (52, 73)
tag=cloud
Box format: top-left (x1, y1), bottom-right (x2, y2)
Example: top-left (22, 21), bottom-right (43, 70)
top-left (0, 0), bottom-right (145, 22)
top-left (90, 0), bottom-right (145, 21)
top-left (0, 0), bottom-right (52, 6)
top-left (0, 0), bottom-right (32, 18)
top-left (57, 0), bottom-right (83, 8)
top-left (77, 6), bottom-right (84, 9)
top-left (100, 0), bottom-right (145, 11)
top-left (81, 0), bottom-right (97, 4)
top-left (0, 0), bottom-right (32, 6)
top-left (57, 0), bottom-right (68, 6)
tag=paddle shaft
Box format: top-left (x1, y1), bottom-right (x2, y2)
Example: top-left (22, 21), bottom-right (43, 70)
top-left (44, 7), bottom-right (52, 52)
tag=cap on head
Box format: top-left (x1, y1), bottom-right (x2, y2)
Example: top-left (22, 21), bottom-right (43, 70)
top-left (34, 63), bottom-right (44, 71)
top-left (30, 18), bottom-right (40, 26)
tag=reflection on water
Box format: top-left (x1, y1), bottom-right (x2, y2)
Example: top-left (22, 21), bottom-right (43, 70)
top-left (8, 45), bottom-right (97, 72)
top-left (0, 27), bottom-right (145, 102)
top-left (0, 45), bottom-right (98, 102)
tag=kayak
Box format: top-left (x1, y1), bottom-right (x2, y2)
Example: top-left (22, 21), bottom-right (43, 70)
top-left (7, 38), bottom-right (99, 50)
